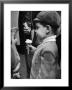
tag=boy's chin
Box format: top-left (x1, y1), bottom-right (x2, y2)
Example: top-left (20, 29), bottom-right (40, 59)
top-left (38, 36), bottom-right (45, 41)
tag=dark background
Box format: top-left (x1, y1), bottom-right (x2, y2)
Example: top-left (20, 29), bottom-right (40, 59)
top-left (0, 0), bottom-right (71, 89)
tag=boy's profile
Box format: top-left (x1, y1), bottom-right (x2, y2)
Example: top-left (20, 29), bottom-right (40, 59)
top-left (29, 11), bottom-right (61, 79)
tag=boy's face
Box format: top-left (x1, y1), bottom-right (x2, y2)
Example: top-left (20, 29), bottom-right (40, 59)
top-left (35, 22), bottom-right (48, 39)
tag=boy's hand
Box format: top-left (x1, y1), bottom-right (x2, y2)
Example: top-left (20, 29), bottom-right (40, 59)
top-left (28, 45), bottom-right (36, 52)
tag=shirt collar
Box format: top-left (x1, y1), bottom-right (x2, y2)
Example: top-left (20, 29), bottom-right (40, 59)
top-left (43, 35), bottom-right (56, 43)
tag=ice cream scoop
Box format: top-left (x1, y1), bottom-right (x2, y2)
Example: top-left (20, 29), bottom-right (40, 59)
top-left (25, 39), bottom-right (32, 44)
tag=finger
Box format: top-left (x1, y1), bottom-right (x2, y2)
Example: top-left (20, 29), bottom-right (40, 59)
top-left (27, 45), bottom-right (32, 48)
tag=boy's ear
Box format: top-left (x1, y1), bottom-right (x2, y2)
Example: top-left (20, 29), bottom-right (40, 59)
top-left (46, 25), bottom-right (51, 33)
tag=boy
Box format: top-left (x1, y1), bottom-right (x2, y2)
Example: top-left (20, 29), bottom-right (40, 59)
top-left (29, 11), bottom-right (61, 79)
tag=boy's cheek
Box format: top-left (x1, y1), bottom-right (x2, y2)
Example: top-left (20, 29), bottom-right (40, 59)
top-left (35, 31), bottom-right (39, 36)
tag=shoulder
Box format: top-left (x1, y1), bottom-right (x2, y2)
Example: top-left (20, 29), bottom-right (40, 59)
top-left (42, 42), bottom-right (57, 52)
top-left (40, 42), bottom-right (58, 60)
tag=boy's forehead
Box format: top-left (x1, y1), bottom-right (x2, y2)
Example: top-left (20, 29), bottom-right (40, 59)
top-left (36, 22), bottom-right (42, 26)
top-left (34, 22), bottom-right (40, 27)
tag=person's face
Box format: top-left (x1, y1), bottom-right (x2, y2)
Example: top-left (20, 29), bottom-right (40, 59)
top-left (35, 23), bottom-right (48, 39)
top-left (23, 22), bottom-right (31, 33)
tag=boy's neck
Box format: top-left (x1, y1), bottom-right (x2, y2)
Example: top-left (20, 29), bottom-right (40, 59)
top-left (39, 34), bottom-right (55, 44)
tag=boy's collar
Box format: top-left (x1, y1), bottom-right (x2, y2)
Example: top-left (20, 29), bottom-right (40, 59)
top-left (43, 35), bottom-right (56, 43)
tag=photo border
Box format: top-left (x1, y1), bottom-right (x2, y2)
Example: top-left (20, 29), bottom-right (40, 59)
top-left (0, 0), bottom-right (71, 89)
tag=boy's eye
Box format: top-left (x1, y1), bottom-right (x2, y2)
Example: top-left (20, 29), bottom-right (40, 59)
top-left (35, 26), bottom-right (38, 30)
top-left (33, 24), bottom-right (39, 30)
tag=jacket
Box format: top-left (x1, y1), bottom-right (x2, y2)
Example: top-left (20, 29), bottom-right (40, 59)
top-left (30, 35), bottom-right (60, 79)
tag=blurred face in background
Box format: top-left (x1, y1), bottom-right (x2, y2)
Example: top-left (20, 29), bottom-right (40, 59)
top-left (11, 28), bottom-right (20, 45)
top-left (23, 21), bottom-right (31, 34)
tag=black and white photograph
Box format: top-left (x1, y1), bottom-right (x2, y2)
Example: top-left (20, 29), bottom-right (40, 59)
top-left (11, 11), bottom-right (61, 79)
top-left (4, 4), bottom-right (69, 86)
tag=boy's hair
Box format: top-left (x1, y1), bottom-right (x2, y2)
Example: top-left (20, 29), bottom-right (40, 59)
top-left (33, 11), bottom-right (61, 35)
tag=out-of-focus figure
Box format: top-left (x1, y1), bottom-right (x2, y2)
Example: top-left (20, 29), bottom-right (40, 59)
top-left (11, 27), bottom-right (20, 79)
